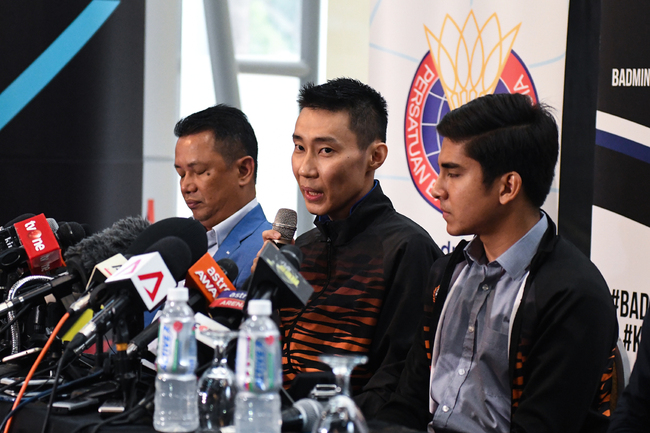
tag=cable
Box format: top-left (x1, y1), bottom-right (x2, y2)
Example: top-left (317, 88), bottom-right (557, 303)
top-left (39, 346), bottom-right (67, 433)
top-left (3, 311), bottom-right (70, 433)
top-left (0, 369), bottom-right (103, 432)
top-left (0, 302), bottom-right (34, 334)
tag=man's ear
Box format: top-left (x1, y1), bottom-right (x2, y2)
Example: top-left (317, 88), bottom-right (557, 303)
top-left (367, 140), bottom-right (388, 172)
top-left (498, 171), bottom-right (523, 205)
top-left (237, 155), bottom-right (255, 186)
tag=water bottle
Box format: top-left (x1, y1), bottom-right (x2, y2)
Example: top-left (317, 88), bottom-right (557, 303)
top-left (154, 287), bottom-right (199, 432)
top-left (235, 299), bottom-right (282, 433)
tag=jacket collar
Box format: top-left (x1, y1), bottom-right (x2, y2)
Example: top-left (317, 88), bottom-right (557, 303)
top-left (313, 180), bottom-right (393, 245)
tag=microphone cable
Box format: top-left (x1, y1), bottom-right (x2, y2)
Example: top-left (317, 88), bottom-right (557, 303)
top-left (0, 369), bottom-right (103, 432)
top-left (3, 311), bottom-right (70, 433)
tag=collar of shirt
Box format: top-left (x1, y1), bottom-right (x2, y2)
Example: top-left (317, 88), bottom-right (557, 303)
top-left (463, 212), bottom-right (548, 280)
top-left (316, 180), bottom-right (379, 223)
top-left (206, 198), bottom-right (258, 256)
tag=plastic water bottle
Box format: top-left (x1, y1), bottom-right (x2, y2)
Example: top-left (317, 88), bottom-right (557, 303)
top-left (235, 299), bottom-right (282, 433)
top-left (154, 287), bottom-right (199, 432)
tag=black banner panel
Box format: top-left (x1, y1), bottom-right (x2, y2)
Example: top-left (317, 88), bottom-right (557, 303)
top-left (591, 0), bottom-right (650, 366)
top-left (0, 0), bottom-right (144, 232)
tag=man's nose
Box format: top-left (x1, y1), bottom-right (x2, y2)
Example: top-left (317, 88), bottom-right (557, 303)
top-left (180, 175), bottom-right (197, 194)
top-left (297, 154), bottom-right (317, 178)
top-left (430, 177), bottom-right (445, 200)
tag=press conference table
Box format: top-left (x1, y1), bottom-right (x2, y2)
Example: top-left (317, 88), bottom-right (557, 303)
top-left (0, 399), bottom-right (426, 433)
top-left (0, 400), bottom-right (156, 433)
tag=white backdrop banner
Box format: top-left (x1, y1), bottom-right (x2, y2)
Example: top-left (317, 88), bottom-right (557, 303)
top-left (591, 1), bottom-right (650, 366)
top-left (368, 0), bottom-right (569, 252)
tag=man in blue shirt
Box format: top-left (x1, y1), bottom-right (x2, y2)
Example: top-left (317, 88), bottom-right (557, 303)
top-left (174, 105), bottom-right (271, 288)
top-left (376, 93), bottom-right (618, 432)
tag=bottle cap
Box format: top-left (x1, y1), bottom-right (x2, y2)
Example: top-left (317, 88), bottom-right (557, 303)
top-left (167, 287), bottom-right (189, 302)
top-left (248, 299), bottom-right (272, 316)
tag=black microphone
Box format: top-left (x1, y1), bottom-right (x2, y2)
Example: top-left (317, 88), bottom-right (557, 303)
top-left (0, 215), bottom-right (85, 273)
top-left (126, 258), bottom-right (239, 358)
top-left (0, 274), bottom-right (77, 317)
top-left (55, 221), bottom-right (87, 250)
top-left (281, 398), bottom-right (324, 432)
top-left (125, 217), bottom-right (207, 263)
top-left (0, 217), bottom-right (152, 317)
top-left (246, 243), bottom-right (313, 309)
top-left (66, 236), bottom-right (193, 357)
top-left (64, 216), bottom-right (151, 275)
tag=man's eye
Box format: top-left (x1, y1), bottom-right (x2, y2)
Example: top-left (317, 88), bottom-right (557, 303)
top-left (294, 144), bottom-right (304, 151)
top-left (321, 148), bottom-right (333, 154)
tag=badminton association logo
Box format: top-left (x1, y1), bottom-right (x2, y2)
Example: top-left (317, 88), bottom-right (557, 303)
top-left (405, 11), bottom-right (538, 212)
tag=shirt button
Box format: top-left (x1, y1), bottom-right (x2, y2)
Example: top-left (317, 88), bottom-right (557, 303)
top-left (468, 326), bottom-right (475, 333)
top-left (458, 368), bottom-right (466, 375)
top-left (442, 405), bottom-right (450, 413)
top-left (481, 284), bottom-right (489, 291)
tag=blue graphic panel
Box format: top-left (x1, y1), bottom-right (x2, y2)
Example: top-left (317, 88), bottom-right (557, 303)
top-left (0, 0), bottom-right (120, 130)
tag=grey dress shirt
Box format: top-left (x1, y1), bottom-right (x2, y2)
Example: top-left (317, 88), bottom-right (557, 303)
top-left (429, 214), bottom-right (547, 433)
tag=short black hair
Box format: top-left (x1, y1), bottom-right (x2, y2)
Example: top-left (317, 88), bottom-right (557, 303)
top-left (437, 93), bottom-right (558, 208)
top-left (298, 78), bottom-right (388, 149)
top-left (174, 104), bottom-right (259, 180)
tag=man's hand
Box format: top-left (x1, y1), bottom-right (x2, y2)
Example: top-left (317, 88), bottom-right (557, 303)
top-left (251, 229), bottom-right (296, 274)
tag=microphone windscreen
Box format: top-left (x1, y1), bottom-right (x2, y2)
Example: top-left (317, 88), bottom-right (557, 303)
top-left (216, 258), bottom-right (239, 282)
top-left (273, 209), bottom-right (297, 244)
top-left (64, 216), bottom-right (151, 273)
top-left (144, 236), bottom-right (192, 282)
top-left (126, 217), bottom-right (207, 263)
top-left (3, 213), bottom-right (36, 228)
top-left (56, 222), bottom-right (87, 249)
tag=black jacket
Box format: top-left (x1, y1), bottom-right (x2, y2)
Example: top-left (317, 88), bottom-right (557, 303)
top-left (280, 182), bottom-right (443, 418)
top-left (378, 215), bottom-right (618, 433)
top-left (608, 313), bottom-right (650, 432)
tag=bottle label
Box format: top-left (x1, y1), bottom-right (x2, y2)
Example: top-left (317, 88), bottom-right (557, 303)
top-left (236, 332), bottom-right (280, 392)
top-left (157, 319), bottom-right (196, 373)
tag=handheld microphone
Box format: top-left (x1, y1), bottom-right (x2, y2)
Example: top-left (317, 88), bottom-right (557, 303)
top-left (64, 216), bottom-right (151, 275)
top-left (12, 214), bottom-right (63, 274)
top-left (0, 216), bottom-right (152, 316)
top-left (67, 236), bottom-right (192, 356)
top-left (246, 243), bottom-right (313, 309)
top-left (185, 253), bottom-right (237, 302)
top-left (273, 208), bottom-right (297, 245)
top-left (126, 257), bottom-right (239, 357)
top-left (281, 398), bottom-right (324, 432)
top-left (207, 290), bottom-right (247, 330)
top-left (125, 217), bottom-right (207, 263)
top-left (0, 213), bottom-right (36, 250)
top-left (54, 221), bottom-right (87, 250)
top-left (0, 273), bottom-right (76, 317)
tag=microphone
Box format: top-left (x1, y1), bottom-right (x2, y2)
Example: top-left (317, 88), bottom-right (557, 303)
top-left (126, 257), bottom-right (239, 357)
top-left (67, 254), bottom-right (128, 315)
top-left (281, 398), bottom-right (324, 432)
top-left (0, 217), bottom-right (152, 316)
top-left (246, 242), bottom-right (313, 309)
top-left (207, 290), bottom-right (247, 330)
top-left (125, 217), bottom-right (207, 263)
top-left (67, 236), bottom-right (193, 356)
top-left (185, 253), bottom-right (238, 303)
top-left (0, 273), bottom-right (77, 317)
top-left (0, 215), bottom-right (86, 273)
top-left (72, 218), bottom-right (208, 320)
top-left (10, 214), bottom-right (63, 274)
top-left (273, 208), bottom-right (297, 245)
top-left (64, 216), bottom-right (151, 275)
top-left (55, 221), bottom-right (89, 250)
